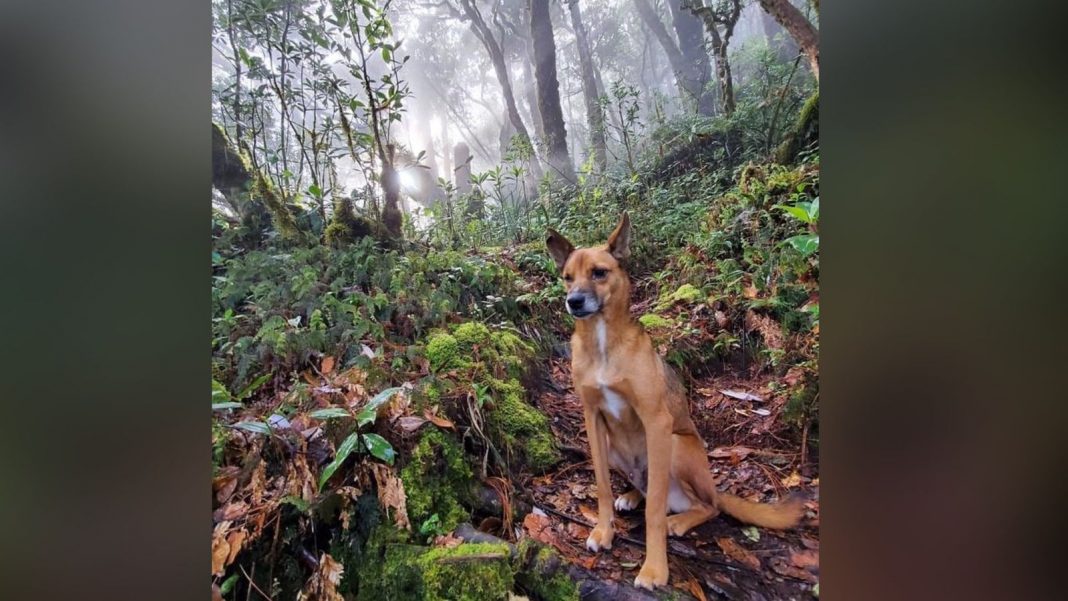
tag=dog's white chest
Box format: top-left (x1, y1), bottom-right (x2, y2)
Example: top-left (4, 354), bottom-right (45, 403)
top-left (594, 318), bottom-right (627, 420)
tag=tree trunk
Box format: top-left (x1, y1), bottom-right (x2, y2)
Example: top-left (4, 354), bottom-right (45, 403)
top-left (381, 144), bottom-right (403, 239)
top-left (632, 0), bottom-right (706, 114)
top-left (681, 0), bottom-right (740, 115)
top-left (457, 0), bottom-right (541, 178)
top-left (758, 0), bottom-right (819, 81)
top-left (567, 0), bottom-right (608, 173)
top-left (666, 0), bottom-right (715, 115)
top-left (453, 142), bottom-right (472, 196)
top-left (530, 0), bottom-right (575, 183)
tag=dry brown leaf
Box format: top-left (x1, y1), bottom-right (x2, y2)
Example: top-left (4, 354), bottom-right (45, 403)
top-left (790, 549), bottom-right (819, 571)
top-left (781, 471), bottom-right (803, 488)
top-left (715, 537), bottom-right (760, 571)
top-left (565, 521), bottom-right (590, 540)
top-left (297, 553), bottom-right (345, 601)
top-left (321, 356), bottom-right (336, 374)
top-left (709, 446), bottom-right (754, 463)
top-left (522, 512), bottom-right (557, 547)
top-left (770, 556), bottom-right (817, 583)
top-left (225, 530), bottom-right (247, 565)
top-left (213, 467), bottom-right (240, 504)
top-left (714, 310), bottom-right (729, 328)
top-left (424, 406), bottom-right (455, 429)
top-left (211, 521), bottom-right (232, 576)
top-left (396, 416), bottom-right (427, 432)
top-left (213, 501), bottom-right (249, 522)
top-left (370, 463), bottom-right (411, 530)
top-left (743, 282), bottom-right (759, 299)
top-left (433, 533), bottom-right (463, 548)
top-left (745, 310), bottom-right (785, 350)
top-left (211, 583), bottom-right (223, 601)
top-left (684, 577), bottom-right (709, 601)
top-left (577, 505), bottom-right (598, 523)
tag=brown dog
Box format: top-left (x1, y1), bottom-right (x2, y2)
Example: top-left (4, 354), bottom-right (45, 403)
top-left (546, 213), bottom-right (803, 589)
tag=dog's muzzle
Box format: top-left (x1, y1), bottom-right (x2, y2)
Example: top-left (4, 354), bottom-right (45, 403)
top-left (566, 292), bottom-right (599, 318)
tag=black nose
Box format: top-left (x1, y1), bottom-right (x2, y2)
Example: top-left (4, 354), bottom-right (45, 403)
top-left (567, 296), bottom-right (585, 310)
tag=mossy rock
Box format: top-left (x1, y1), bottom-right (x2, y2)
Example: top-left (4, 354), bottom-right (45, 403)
top-left (359, 525), bottom-right (514, 601)
top-left (639, 313), bottom-right (674, 329)
top-left (400, 429), bottom-right (474, 535)
top-left (485, 378), bottom-right (560, 474)
top-left (426, 332), bottom-right (461, 372)
top-left (514, 540), bottom-right (580, 601)
top-left (655, 283), bottom-right (705, 311)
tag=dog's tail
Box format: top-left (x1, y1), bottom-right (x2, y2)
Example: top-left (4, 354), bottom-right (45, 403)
top-left (716, 492), bottom-right (804, 530)
top-left (694, 469), bottom-right (804, 530)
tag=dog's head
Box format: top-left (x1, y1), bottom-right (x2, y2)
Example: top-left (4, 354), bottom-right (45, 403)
top-left (545, 213), bottom-right (631, 320)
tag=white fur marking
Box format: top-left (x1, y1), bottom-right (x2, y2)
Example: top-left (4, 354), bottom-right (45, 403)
top-left (586, 534), bottom-right (601, 552)
top-left (602, 388), bottom-right (626, 421)
top-left (667, 479), bottom-right (692, 514)
top-left (596, 318), bottom-right (607, 360)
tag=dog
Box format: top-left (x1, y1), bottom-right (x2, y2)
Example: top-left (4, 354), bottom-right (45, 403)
top-left (546, 213), bottom-right (803, 589)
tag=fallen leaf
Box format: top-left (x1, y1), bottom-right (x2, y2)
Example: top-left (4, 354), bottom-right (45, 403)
top-left (741, 526), bottom-right (760, 543)
top-left (709, 446), bottom-right (755, 462)
top-left (720, 389), bottom-right (764, 402)
top-left (522, 512), bottom-right (557, 547)
top-left (715, 537), bottom-right (760, 571)
top-left (298, 553), bottom-right (345, 601)
top-left (213, 501), bottom-right (248, 522)
top-left (396, 416), bottom-right (427, 432)
top-left (566, 522), bottom-right (590, 540)
top-left (684, 577), bottom-right (709, 601)
top-left (743, 283), bottom-right (759, 299)
top-left (781, 471), bottom-right (804, 488)
top-left (790, 549), bottom-right (819, 571)
top-left (225, 530), bottom-right (247, 565)
top-left (211, 521), bottom-right (232, 576)
top-left (578, 505), bottom-right (598, 523)
top-left (213, 467), bottom-right (240, 504)
top-left (714, 310), bottom-right (728, 328)
top-left (321, 356), bottom-right (335, 374)
top-left (433, 533), bottom-right (463, 548)
top-left (361, 344), bottom-right (375, 359)
top-left (370, 463), bottom-right (411, 530)
top-left (769, 556), bottom-right (817, 583)
top-left (752, 408), bottom-right (771, 416)
top-left (424, 406), bottom-right (455, 429)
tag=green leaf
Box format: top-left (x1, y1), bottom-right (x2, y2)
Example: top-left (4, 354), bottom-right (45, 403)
top-left (741, 526), bottom-right (761, 542)
top-left (307, 184), bottom-right (323, 198)
top-left (774, 204), bottom-right (815, 224)
top-left (361, 433), bottom-right (395, 464)
top-left (236, 372), bottom-right (272, 400)
top-left (355, 387), bottom-right (402, 427)
top-left (212, 379), bottom-right (232, 403)
top-left (212, 402), bottom-right (243, 411)
top-left (220, 573), bottom-right (239, 595)
top-left (319, 431), bottom-right (361, 491)
top-left (309, 407), bottom-right (351, 420)
top-left (232, 421), bottom-right (271, 435)
top-left (808, 196), bottom-right (819, 222)
top-left (785, 234), bottom-right (819, 256)
top-left (280, 495), bottom-right (310, 513)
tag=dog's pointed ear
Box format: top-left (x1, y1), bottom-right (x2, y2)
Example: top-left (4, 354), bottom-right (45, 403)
top-left (606, 212), bottom-right (631, 261)
top-left (546, 228), bottom-right (575, 273)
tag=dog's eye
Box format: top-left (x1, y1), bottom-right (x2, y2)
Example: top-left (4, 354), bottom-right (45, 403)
top-left (591, 268), bottom-right (608, 279)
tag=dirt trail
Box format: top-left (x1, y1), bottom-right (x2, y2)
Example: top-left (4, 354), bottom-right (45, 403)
top-left (520, 357), bottom-right (820, 600)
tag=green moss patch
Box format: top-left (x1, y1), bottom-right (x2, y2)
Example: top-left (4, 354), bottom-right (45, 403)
top-left (639, 313), bottom-right (674, 329)
top-left (514, 540), bottom-right (580, 601)
top-left (400, 429), bottom-right (473, 535)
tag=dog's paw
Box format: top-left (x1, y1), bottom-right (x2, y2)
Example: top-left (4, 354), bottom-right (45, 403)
top-left (585, 524), bottom-right (614, 552)
top-left (633, 560), bottom-right (669, 589)
top-left (666, 514), bottom-right (690, 537)
top-left (614, 490), bottom-right (642, 512)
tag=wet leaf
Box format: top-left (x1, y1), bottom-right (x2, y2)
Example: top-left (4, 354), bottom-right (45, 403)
top-left (716, 537), bottom-right (760, 571)
top-left (790, 549), bottom-right (819, 570)
top-left (321, 356), bottom-right (336, 374)
top-left (782, 471), bottom-right (803, 488)
top-left (309, 407), bottom-right (351, 420)
top-left (318, 432), bottom-right (360, 491)
top-left (361, 433), bottom-right (395, 464)
top-left (225, 530), bottom-right (246, 565)
top-left (232, 420), bottom-right (271, 435)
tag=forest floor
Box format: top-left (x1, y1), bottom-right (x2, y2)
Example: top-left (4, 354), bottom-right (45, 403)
top-left (515, 353), bottom-right (820, 601)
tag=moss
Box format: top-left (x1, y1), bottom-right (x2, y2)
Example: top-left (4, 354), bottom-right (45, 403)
top-left (486, 380), bottom-right (560, 473)
top-left (776, 91), bottom-right (819, 165)
top-left (655, 283), bottom-right (705, 310)
top-left (400, 429), bottom-right (473, 534)
top-left (420, 542), bottom-right (514, 601)
top-left (426, 333), bottom-right (461, 372)
top-left (454, 322), bottom-right (492, 347)
top-left (514, 540), bottom-right (580, 601)
top-left (359, 529), bottom-right (514, 601)
top-left (639, 313), bottom-right (674, 329)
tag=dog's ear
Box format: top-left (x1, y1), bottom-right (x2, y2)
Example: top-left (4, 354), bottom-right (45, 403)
top-left (606, 212), bottom-right (631, 261)
top-left (546, 228), bottom-right (575, 273)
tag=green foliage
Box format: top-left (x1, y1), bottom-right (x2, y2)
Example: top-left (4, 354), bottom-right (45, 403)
top-left (400, 429), bottom-right (473, 535)
top-left (515, 540), bottom-right (580, 601)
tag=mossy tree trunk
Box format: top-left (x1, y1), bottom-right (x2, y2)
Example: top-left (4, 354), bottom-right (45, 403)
top-left (530, 0), bottom-right (575, 184)
top-left (758, 0), bottom-right (819, 81)
top-left (666, 0), bottom-right (716, 115)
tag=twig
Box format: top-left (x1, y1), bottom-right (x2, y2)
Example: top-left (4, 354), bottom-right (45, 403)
top-left (239, 564), bottom-right (275, 601)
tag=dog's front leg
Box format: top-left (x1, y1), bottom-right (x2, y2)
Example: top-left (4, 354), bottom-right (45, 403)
top-left (581, 402), bottom-right (615, 552)
top-left (634, 412), bottom-right (672, 589)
